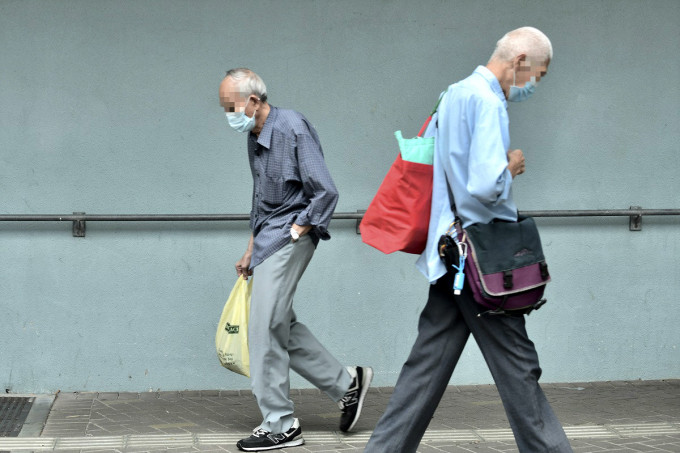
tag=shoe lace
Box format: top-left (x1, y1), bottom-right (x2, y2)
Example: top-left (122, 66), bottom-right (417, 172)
top-left (252, 427), bottom-right (269, 437)
top-left (339, 390), bottom-right (358, 410)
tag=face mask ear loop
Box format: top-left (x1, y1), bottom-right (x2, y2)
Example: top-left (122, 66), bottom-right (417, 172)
top-left (247, 97), bottom-right (262, 121)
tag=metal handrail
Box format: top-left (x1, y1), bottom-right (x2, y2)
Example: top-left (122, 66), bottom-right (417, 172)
top-left (0, 214), bottom-right (252, 221)
top-left (0, 208), bottom-right (678, 236)
top-left (0, 208), bottom-right (678, 221)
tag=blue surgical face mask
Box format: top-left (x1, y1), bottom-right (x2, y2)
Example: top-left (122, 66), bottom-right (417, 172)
top-left (226, 99), bottom-right (256, 132)
top-left (508, 71), bottom-right (537, 103)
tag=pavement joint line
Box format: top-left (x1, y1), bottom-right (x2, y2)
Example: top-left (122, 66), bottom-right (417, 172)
top-left (2, 422), bottom-right (679, 450)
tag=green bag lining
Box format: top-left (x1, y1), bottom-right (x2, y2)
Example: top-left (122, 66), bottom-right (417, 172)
top-left (395, 130), bottom-right (434, 166)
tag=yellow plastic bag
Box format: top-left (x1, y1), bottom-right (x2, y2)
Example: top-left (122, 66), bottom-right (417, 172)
top-left (215, 277), bottom-right (252, 377)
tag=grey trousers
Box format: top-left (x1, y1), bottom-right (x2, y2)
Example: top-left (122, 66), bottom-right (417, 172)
top-left (364, 273), bottom-right (573, 453)
top-left (249, 235), bottom-right (352, 433)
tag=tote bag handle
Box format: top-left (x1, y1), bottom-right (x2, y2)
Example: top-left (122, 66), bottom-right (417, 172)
top-left (416, 93), bottom-right (445, 137)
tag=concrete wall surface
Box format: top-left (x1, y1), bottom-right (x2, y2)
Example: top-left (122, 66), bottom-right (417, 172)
top-left (0, 0), bottom-right (678, 393)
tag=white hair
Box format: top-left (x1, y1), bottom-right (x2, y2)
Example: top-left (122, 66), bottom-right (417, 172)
top-left (225, 68), bottom-right (268, 102)
top-left (489, 27), bottom-right (553, 63)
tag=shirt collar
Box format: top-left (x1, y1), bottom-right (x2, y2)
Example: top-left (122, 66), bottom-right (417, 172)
top-left (255, 105), bottom-right (277, 149)
top-left (474, 66), bottom-right (507, 108)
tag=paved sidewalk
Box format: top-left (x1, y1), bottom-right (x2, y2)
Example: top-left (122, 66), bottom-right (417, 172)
top-left (1, 380), bottom-right (679, 452)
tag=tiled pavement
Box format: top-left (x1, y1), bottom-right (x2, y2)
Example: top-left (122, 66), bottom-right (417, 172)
top-left (1, 380), bottom-right (679, 452)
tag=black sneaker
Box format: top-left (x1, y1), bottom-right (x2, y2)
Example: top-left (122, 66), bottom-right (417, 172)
top-left (338, 366), bottom-right (373, 432)
top-left (236, 418), bottom-right (305, 451)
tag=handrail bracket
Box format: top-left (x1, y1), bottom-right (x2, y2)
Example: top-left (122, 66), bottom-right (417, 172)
top-left (629, 206), bottom-right (642, 231)
top-left (356, 210), bottom-right (365, 235)
top-left (73, 212), bottom-right (86, 238)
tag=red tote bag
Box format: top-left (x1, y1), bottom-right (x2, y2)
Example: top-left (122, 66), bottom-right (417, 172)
top-left (360, 97), bottom-right (442, 254)
top-left (360, 154), bottom-right (434, 254)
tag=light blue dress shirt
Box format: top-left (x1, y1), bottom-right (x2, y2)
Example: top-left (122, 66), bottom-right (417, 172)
top-left (416, 66), bottom-right (518, 283)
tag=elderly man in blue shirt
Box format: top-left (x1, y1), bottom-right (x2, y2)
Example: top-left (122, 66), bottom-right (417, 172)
top-left (364, 27), bottom-right (573, 453)
top-left (219, 68), bottom-right (372, 452)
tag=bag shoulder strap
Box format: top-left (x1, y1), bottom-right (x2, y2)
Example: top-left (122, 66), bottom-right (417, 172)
top-left (444, 175), bottom-right (459, 219)
top-left (417, 92), bottom-right (445, 137)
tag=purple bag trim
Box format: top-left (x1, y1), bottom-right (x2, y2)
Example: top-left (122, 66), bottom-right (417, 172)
top-left (465, 253), bottom-right (548, 311)
top-left (471, 261), bottom-right (551, 297)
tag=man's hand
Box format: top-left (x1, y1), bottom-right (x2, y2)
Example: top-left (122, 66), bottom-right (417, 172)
top-left (235, 234), bottom-right (254, 280)
top-left (235, 252), bottom-right (253, 280)
top-left (507, 149), bottom-right (526, 178)
top-left (291, 223), bottom-right (312, 242)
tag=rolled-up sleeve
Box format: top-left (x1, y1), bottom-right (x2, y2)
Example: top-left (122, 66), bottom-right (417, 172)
top-left (294, 131), bottom-right (339, 238)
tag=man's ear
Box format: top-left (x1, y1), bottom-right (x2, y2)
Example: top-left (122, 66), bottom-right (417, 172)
top-left (513, 54), bottom-right (526, 69)
top-left (514, 54), bottom-right (531, 72)
top-left (247, 94), bottom-right (260, 105)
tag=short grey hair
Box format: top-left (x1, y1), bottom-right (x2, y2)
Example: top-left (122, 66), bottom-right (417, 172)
top-left (489, 27), bottom-right (553, 63)
top-left (225, 68), bottom-right (268, 102)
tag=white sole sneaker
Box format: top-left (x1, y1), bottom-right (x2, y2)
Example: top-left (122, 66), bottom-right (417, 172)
top-left (350, 366), bottom-right (373, 431)
top-left (339, 366), bottom-right (374, 432)
top-left (238, 437), bottom-right (305, 451)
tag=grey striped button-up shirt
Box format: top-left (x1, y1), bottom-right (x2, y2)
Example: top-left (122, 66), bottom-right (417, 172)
top-left (246, 106), bottom-right (339, 269)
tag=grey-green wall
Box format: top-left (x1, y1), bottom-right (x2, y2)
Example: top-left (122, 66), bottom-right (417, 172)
top-left (1, 0), bottom-right (678, 394)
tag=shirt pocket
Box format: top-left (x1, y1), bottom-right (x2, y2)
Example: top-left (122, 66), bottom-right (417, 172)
top-left (260, 171), bottom-right (302, 206)
top-left (261, 137), bottom-right (302, 205)
top-left (261, 175), bottom-right (288, 205)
